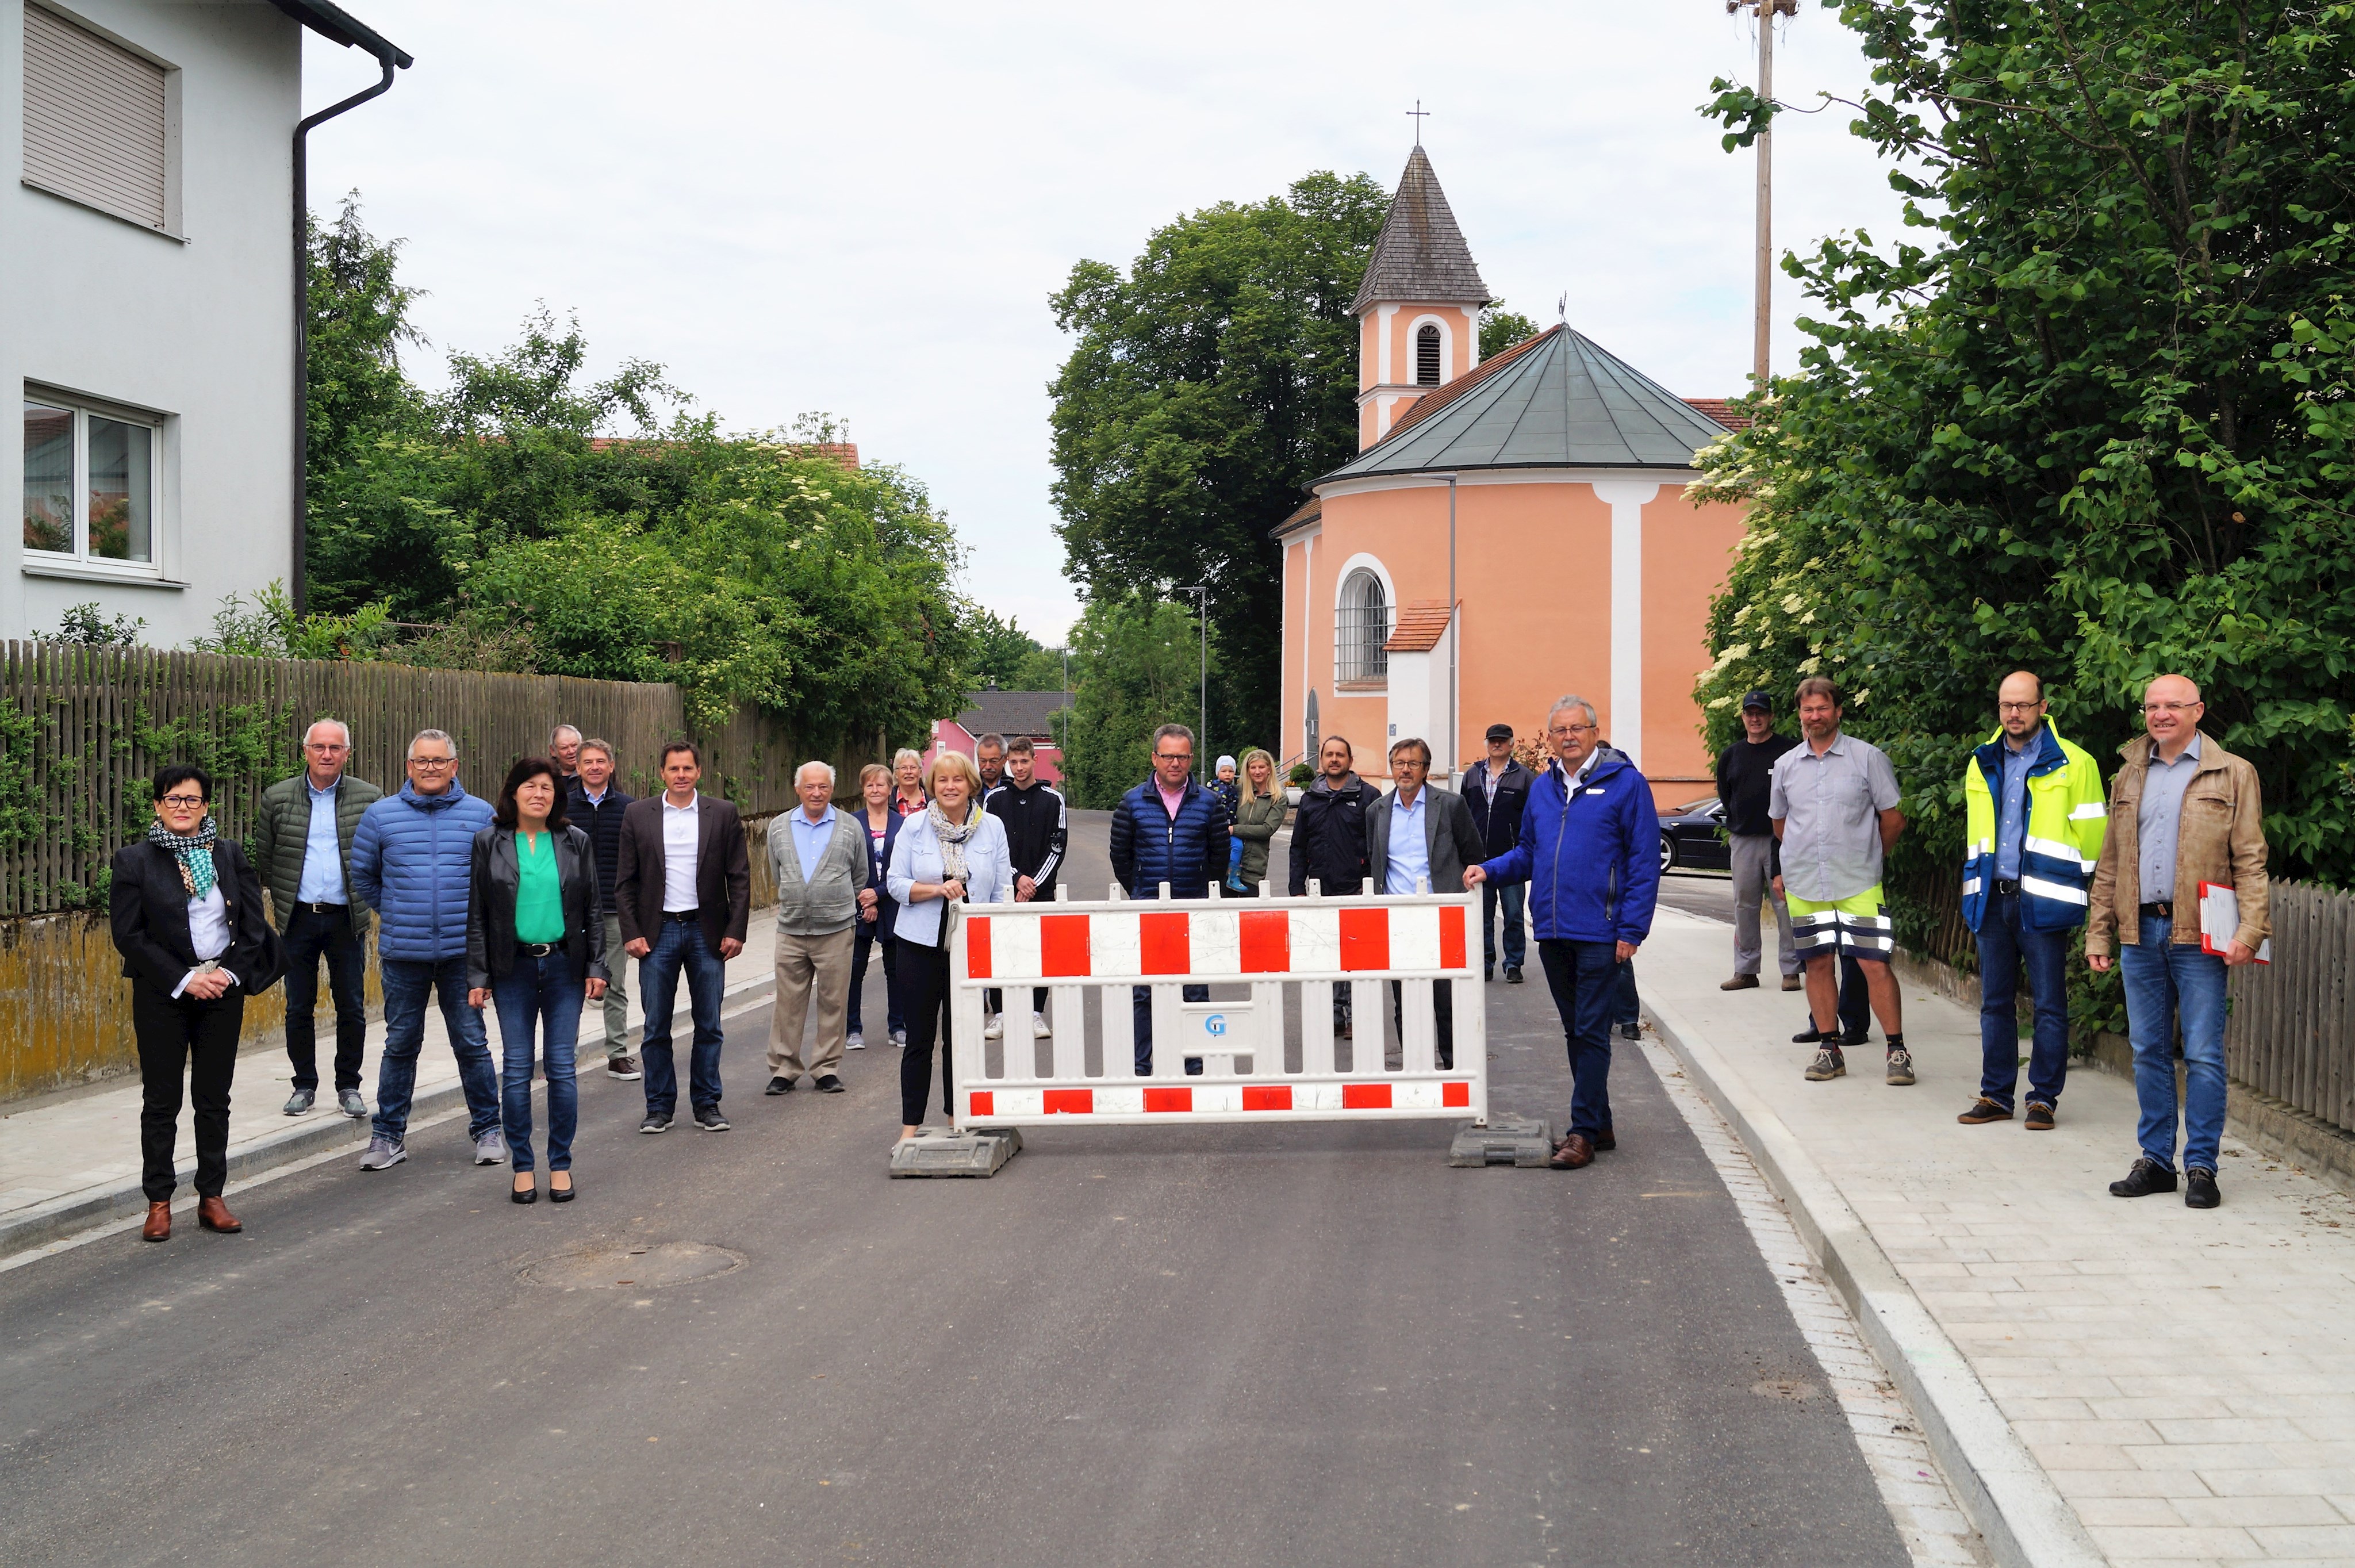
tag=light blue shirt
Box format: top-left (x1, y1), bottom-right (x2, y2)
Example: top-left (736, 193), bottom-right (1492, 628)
top-left (886, 809), bottom-right (1012, 948)
top-left (1993, 730), bottom-right (2037, 880)
top-left (2137, 733), bottom-right (2202, 904)
top-left (296, 777), bottom-right (346, 904)
top-left (788, 804), bottom-right (838, 883)
top-left (1385, 787), bottom-right (1430, 894)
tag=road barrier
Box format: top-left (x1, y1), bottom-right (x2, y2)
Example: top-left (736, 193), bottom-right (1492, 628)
top-left (941, 884), bottom-right (1487, 1134)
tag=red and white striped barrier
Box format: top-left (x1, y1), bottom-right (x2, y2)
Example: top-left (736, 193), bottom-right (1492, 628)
top-left (946, 888), bottom-right (1486, 1130)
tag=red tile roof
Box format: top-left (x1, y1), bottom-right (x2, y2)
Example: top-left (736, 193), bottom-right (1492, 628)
top-left (1385, 599), bottom-right (1456, 653)
top-left (1682, 399), bottom-right (1751, 431)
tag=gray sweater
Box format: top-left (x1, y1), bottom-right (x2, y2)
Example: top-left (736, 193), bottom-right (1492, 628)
top-left (767, 809), bottom-right (872, 936)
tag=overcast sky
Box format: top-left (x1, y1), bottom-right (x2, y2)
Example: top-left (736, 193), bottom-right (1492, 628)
top-left (304, 2), bottom-right (1910, 644)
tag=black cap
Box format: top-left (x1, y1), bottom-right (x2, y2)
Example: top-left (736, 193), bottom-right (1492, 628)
top-left (1484, 723), bottom-right (1514, 742)
top-left (1740, 689), bottom-right (1773, 712)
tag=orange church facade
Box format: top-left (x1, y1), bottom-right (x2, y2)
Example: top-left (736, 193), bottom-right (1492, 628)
top-left (1276, 147), bottom-right (1748, 805)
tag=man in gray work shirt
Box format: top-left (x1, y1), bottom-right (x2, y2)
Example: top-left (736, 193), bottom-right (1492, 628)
top-left (1769, 677), bottom-right (1911, 1086)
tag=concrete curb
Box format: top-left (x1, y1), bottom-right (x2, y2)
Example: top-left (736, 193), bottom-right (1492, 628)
top-left (1641, 988), bottom-right (2108, 1568)
top-left (0, 972), bottom-right (778, 1264)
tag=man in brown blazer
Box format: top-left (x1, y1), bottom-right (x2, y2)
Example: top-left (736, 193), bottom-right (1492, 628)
top-left (616, 741), bottom-right (751, 1133)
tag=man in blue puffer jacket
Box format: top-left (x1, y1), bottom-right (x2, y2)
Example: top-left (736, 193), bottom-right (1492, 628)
top-left (347, 729), bottom-right (503, 1171)
top-left (1468, 695), bottom-right (1659, 1171)
top-left (1108, 723), bottom-right (1232, 1074)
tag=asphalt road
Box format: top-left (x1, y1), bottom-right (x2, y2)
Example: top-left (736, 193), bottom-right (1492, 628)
top-left (0, 812), bottom-right (1903, 1568)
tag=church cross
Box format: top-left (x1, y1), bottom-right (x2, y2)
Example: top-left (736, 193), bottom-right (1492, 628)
top-left (1406, 99), bottom-right (1430, 145)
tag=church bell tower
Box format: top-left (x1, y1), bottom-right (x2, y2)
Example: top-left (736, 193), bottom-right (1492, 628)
top-left (1353, 144), bottom-right (1491, 449)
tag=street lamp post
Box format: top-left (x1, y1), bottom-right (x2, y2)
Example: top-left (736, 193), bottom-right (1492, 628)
top-left (1178, 585), bottom-right (1209, 765)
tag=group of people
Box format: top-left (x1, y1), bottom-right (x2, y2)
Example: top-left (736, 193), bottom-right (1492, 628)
top-left (1709, 673), bottom-right (2269, 1208)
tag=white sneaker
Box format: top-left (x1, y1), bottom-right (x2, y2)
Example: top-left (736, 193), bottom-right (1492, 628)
top-left (846, 1031), bottom-right (865, 1051)
top-left (983, 1013), bottom-right (1004, 1040)
top-left (1032, 1011), bottom-right (1052, 1038)
top-left (890, 1029), bottom-right (907, 1047)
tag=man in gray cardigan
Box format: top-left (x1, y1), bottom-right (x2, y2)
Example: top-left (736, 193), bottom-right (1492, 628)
top-left (765, 762), bottom-right (876, 1095)
top-left (1367, 738), bottom-right (1488, 1070)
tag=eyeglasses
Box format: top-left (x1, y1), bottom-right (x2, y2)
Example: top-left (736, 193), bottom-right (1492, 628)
top-left (1554, 723), bottom-right (1598, 735)
top-left (305, 742), bottom-right (348, 753)
top-left (1998, 701), bottom-right (2044, 713)
top-left (408, 756), bottom-right (457, 769)
top-left (1153, 753), bottom-right (1191, 763)
top-left (2142, 701), bottom-right (2200, 715)
top-left (158, 793), bottom-right (207, 809)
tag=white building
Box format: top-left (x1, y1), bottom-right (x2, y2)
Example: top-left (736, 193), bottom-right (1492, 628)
top-left (4, 0), bottom-right (405, 645)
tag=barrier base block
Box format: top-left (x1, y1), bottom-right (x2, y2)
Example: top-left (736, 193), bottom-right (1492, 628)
top-left (889, 1127), bottom-right (1023, 1178)
top-left (1449, 1115), bottom-right (1555, 1168)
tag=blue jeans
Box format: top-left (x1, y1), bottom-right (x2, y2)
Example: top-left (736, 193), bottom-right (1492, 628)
top-left (639, 918), bottom-right (727, 1117)
top-left (373, 954), bottom-right (500, 1144)
top-left (1132, 984), bottom-right (1209, 1075)
top-left (1537, 939), bottom-right (1620, 1140)
top-left (1974, 891), bottom-right (2070, 1110)
top-left (493, 949), bottom-right (584, 1172)
top-left (283, 904), bottom-right (367, 1094)
top-left (2119, 914), bottom-right (2229, 1172)
top-left (849, 917), bottom-right (903, 1036)
top-left (1483, 881), bottom-right (1526, 971)
top-left (1613, 959), bottom-right (1640, 1028)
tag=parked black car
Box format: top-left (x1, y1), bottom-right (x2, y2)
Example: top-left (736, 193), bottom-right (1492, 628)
top-left (1659, 796), bottom-right (1732, 873)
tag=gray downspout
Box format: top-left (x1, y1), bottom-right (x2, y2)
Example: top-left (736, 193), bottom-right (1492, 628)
top-left (291, 47), bottom-right (402, 616)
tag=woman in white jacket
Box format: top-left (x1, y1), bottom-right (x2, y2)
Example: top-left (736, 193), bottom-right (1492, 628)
top-left (887, 750), bottom-right (1012, 1137)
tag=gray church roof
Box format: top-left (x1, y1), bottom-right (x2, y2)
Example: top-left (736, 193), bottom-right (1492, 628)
top-left (1318, 325), bottom-right (1734, 482)
top-left (1349, 147), bottom-right (1490, 312)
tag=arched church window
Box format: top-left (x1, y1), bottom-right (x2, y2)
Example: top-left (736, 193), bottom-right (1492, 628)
top-left (1416, 323), bottom-right (1443, 386)
top-left (1336, 569), bottom-right (1391, 684)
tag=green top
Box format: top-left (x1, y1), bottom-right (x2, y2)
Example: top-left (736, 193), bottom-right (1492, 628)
top-left (513, 831), bottom-right (565, 944)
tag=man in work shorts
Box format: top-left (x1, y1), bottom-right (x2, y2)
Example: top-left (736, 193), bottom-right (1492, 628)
top-left (1770, 677), bottom-right (1912, 1086)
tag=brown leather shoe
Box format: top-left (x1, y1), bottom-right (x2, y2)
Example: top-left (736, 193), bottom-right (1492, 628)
top-left (1781, 975), bottom-right (1804, 992)
top-left (141, 1201), bottom-right (171, 1243)
top-left (1720, 974), bottom-right (1760, 991)
top-left (1547, 1134), bottom-right (1595, 1170)
top-left (1593, 1128), bottom-right (1617, 1152)
top-left (195, 1195), bottom-right (241, 1234)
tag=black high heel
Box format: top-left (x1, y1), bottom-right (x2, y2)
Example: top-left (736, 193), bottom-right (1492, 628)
top-left (511, 1178), bottom-right (538, 1205)
top-left (549, 1172), bottom-right (574, 1203)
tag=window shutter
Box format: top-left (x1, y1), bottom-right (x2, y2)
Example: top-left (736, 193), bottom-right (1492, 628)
top-left (21, 3), bottom-right (168, 231)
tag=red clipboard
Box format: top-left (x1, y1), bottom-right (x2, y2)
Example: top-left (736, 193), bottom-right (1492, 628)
top-left (2197, 882), bottom-right (2271, 963)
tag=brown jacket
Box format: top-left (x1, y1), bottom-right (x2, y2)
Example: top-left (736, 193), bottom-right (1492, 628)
top-left (615, 793), bottom-right (752, 953)
top-left (2085, 730), bottom-right (2268, 957)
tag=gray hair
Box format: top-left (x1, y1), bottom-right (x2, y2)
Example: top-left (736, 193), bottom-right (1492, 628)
top-left (975, 732), bottom-right (1007, 754)
top-left (1546, 694), bottom-right (1598, 730)
top-left (303, 716), bottom-right (352, 748)
top-left (549, 723), bottom-right (582, 746)
top-left (795, 760), bottom-right (837, 788)
top-left (893, 747), bottom-right (925, 770)
top-left (1152, 723), bottom-right (1195, 751)
top-left (408, 728), bottom-right (457, 760)
top-left (577, 737), bottom-right (615, 763)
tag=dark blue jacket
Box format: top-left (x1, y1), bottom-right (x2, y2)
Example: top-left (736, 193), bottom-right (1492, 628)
top-left (349, 780), bottom-right (497, 963)
top-left (860, 806), bottom-right (906, 941)
top-left (1109, 774), bottom-right (1231, 899)
top-left (566, 778), bottom-right (635, 903)
top-left (1479, 748), bottom-right (1661, 946)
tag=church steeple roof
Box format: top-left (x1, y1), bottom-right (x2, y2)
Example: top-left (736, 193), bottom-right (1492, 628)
top-left (1349, 145), bottom-right (1491, 313)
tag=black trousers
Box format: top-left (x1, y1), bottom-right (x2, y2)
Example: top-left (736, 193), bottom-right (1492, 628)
top-left (282, 904), bottom-right (367, 1094)
top-left (1388, 978), bottom-right (1455, 1069)
top-left (897, 937), bottom-right (956, 1125)
top-left (132, 983), bottom-right (244, 1202)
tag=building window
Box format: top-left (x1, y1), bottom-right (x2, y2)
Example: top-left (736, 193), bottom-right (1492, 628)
top-left (1416, 323), bottom-right (1443, 386)
top-left (21, 3), bottom-right (172, 233)
top-left (1336, 569), bottom-right (1390, 684)
top-left (23, 397), bottom-right (154, 566)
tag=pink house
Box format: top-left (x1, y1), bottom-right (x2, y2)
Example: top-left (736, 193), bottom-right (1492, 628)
top-left (922, 689), bottom-right (1071, 785)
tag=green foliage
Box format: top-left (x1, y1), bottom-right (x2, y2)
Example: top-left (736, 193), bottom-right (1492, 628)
top-left (44, 603), bottom-right (145, 646)
top-left (1054, 591), bottom-right (1222, 809)
top-left (1479, 302), bottom-right (1540, 359)
top-left (965, 608), bottom-right (1065, 691)
top-left (1693, 0), bottom-right (2355, 992)
top-left (1048, 170), bottom-right (1391, 753)
top-left (301, 199), bottom-right (972, 746)
top-left (192, 580), bottom-right (394, 662)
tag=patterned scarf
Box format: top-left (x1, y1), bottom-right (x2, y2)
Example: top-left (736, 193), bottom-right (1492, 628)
top-left (926, 799), bottom-right (983, 891)
top-left (148, 815), bottom-right (219, 900)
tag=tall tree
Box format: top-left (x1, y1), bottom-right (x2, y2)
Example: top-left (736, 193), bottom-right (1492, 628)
top-left (1053, 590), bottom-right (1219, 810)
top-left (1048, 171), bottom-right (1391, 754)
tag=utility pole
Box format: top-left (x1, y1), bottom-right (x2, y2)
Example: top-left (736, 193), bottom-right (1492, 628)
top-left (1178, 586), bottom-right (1209, 767)
top-left (1732, 0), bottom-right (1797, 388)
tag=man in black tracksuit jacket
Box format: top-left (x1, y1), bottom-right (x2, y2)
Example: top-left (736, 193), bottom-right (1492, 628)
top-left (984, 740), bottom-right (1068, 1032)
top-left (1288, 735), bottom-right (1382, 1036)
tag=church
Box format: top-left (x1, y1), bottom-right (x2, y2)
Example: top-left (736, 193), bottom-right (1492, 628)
top-left (1275, 145), bottom-right (1750, 805)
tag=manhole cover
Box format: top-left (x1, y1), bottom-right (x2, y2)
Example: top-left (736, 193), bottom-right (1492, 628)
top-left (520, 1241), bottom-right (745, 1290)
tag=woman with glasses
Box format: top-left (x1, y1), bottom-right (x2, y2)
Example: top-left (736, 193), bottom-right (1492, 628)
top-left (466, 758), bottom-right (607, 1204)
top-left (892, 748), bottom-right (930, 816)
top-left (110, 764), bottom-right (285, 1242)
top-left (887, 750), bottom-right (1012, 1138)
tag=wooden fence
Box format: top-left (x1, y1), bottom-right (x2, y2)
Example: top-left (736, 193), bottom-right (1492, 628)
top-left (2227, 880), bottom-right (2355, 1137)
top-left (0, 641), bottom-right (831, 919)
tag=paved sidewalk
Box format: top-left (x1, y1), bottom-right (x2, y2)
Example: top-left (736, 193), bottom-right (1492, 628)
top-left (1640, 907), bottom-right (2355, 1568)
top-left (0, 917), bottom-right (784, 1259)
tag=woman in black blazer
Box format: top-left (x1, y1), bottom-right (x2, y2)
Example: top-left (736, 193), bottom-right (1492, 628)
top-left (466, 757), bottom-right (607, 1204)
top-left (109, 763), bottom-right (284, 1243)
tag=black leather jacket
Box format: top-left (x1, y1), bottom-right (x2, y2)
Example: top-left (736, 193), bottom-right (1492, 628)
top-left (1288, 772), bottom-right (1382, 896)
top-left (465, 823), bottom-right (608, 989)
